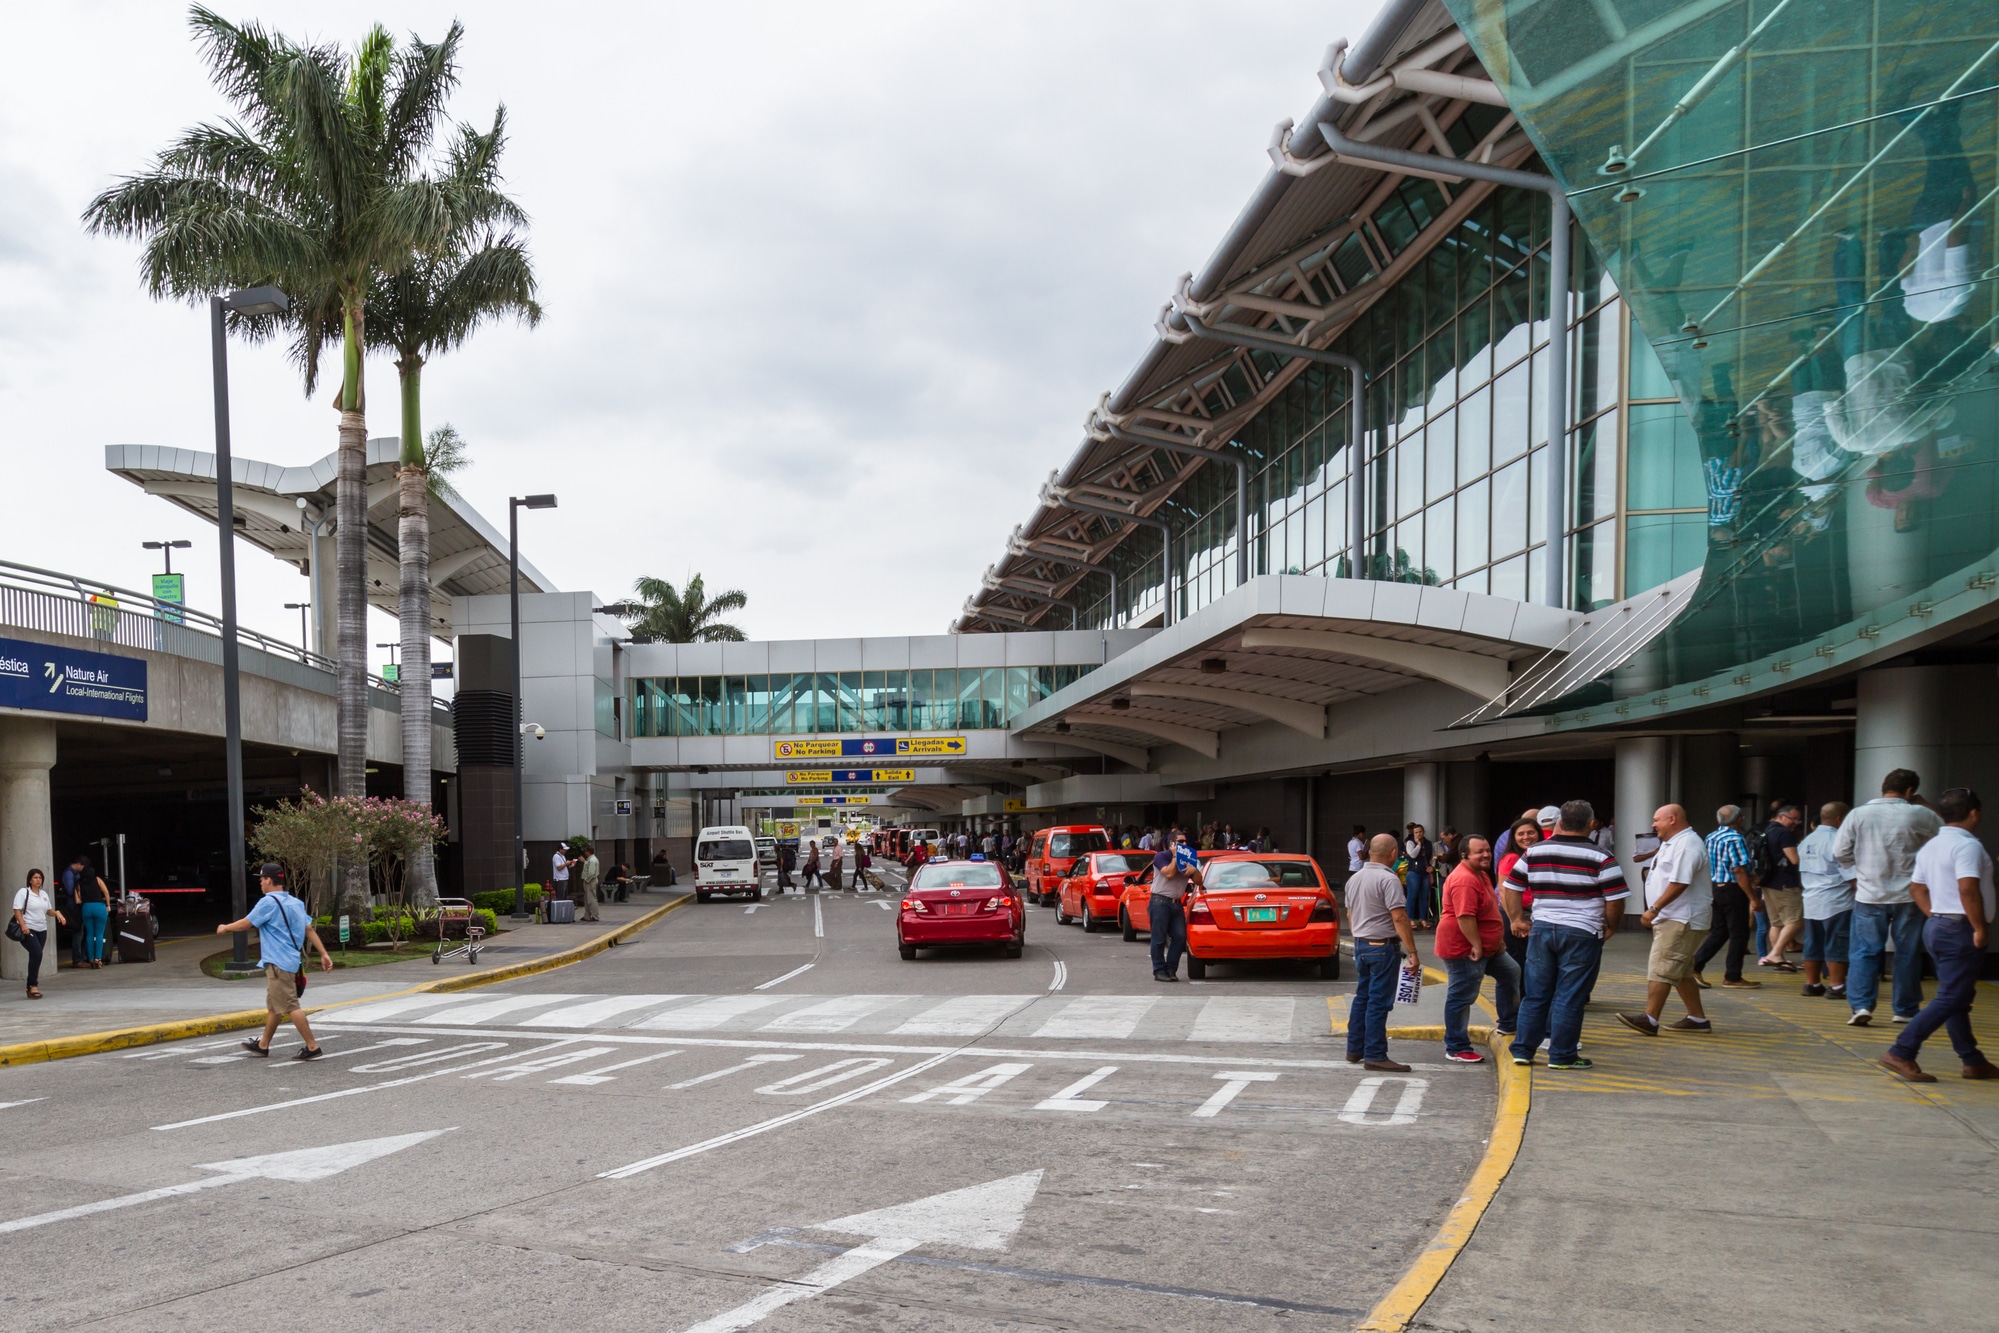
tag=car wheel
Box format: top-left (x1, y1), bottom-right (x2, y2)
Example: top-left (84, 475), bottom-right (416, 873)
top-left (1318, 951), bottom-right (1341, 981)
top-left (899, 942), bottom-right (917, 960)
top-left (1055, 898), bottom-right (1072, 925)
top-left (1186, 955), bottom-right (1207, 980)
top-left (1120, 910), bottom-right (1137, 943)
top-left (1081, 904), bottom-right (1096, 933)
top-left (1004, 940), bottom-right (1023, 959)
top-left (696, 890), bottom-right (710, 904)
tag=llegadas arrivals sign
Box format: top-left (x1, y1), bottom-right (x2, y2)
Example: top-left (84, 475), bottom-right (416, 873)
top-left (0, 634), bottom-right (147, 721)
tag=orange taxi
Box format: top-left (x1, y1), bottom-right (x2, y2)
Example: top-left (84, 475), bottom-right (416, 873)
top-left (1183, 852), bottom-right (1340, 980)
top-left (1052, 851), bottom-right (1151, 932)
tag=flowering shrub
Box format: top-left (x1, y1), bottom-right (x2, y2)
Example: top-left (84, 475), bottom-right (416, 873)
top-left (253, 793), bottom-right (448, 925)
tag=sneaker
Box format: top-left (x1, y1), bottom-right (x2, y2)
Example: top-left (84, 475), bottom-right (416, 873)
top-left (1892, 1012), bottom-right (1916, 1024)
top-left (1444, 1050), bottom-right (1486, 1063)
top-left (1848, 1008), bottom-right (1873, 1027)
top-left (1877, 1052), bottom-right (1934, 1083)
top-left (1720, 977), bottom-right (1762, 989)
top-left (240, 1037), bottom-right (270, 1057)
top-left (1548, 1057), bottom-right (1595, 1070)
top-left (1494, 1027), bottom-right (1516, 1038)
top-left (292, 1045), bottom-right (324, 1061)
top-left (1363, 1059), bottom-right (1413, 1073)
top-left (1665, 1017), bottom-right (1713, 1032)
top-left (1692, 972), bottom-right (1713, 990)
top-left (1801, 983), bottom-right (1827, 997)
top-left (1511, 1055), bottom-right (1533, 1067)
top-left (1153, 971), bottom-right (1177, 983)
top-left (1615, 1012), bottom-right (1659, 1036)
top-left (1825, 986), bottom-right (1848, 1001)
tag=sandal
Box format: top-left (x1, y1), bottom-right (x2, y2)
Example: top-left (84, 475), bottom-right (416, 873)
top-left (25, 988), bottom-right (42, 999)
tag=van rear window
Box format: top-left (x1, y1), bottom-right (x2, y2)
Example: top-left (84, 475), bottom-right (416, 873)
top-left (698, 840), bottom-right (754, 861)
top-left (1048, 831), bottom-right (1108, 858)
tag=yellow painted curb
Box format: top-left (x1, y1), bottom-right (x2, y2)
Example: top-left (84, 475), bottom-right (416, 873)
top-left (0, 893), bottom-right (692, 1069)
top-left (1355, 1025), bottom-right (1530, 1331)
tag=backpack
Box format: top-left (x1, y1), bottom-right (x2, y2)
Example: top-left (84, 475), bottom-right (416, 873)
top-left (1742, 823), bottom-right (1774, 884)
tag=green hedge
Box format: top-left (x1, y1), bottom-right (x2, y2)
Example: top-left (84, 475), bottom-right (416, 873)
top-left (470, 888), bottom-right (542, 915)
top-left (314, 908), bottom-right (498, 943)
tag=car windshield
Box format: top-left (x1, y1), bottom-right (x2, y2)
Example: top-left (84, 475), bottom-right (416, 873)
top-left (697, 839), bottom-right (754, 861)
top-left (1205, 859), bottom-right (1320, 889)
top-left (911, 864), bottom-right (1004, 889)
top-left (1091, 854), bottom-right (1146, 875)
top-left (1048, 831), bottom-right (1108, 858)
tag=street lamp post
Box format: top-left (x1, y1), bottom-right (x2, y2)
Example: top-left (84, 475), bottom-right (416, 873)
top-left (284, 602), bottom-right (310, 653)
top-left (508, 494), bottom-right (557, 919)
top-left (142, 539), bottom-right (191, 574)
top-left (210, 285), bottom-right (289, 971)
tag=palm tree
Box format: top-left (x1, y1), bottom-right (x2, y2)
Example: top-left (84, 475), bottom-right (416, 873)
top-left (83, 8), bottom-right (498, 912)
top-left (367, 127), bottom-right (539, 907)
top-left (620, 575), bottom-right (750, 643)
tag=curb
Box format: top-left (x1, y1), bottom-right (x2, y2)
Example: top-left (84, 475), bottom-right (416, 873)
top-left (0, 893), bottom-right (693, 1069)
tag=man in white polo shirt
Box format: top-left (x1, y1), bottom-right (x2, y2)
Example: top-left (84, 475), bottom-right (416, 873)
top-left (1880, 788), bottom-right (1999, 1082)
top-left (1617, 803), bottom-right (1714, 1035)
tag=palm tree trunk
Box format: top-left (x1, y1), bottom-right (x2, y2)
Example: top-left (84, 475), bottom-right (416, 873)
top-left (397, 457), bottom-right (438, 908)
top-left (336, 299), bottom-right (371, 915)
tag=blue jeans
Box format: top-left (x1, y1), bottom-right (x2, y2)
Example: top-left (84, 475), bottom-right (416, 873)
top-left (1802, 912), bottom-right (1852, 964)
top-left (1510, 924), bottom-right (1602, 1064)
top-left (1443, 951), bottom-right (1521, 1054)
top-left (1148, 895), bottom-right (1187, 976)
top-left (1404, 868), bottom-right (1431, 921)
top-left (1347, 937), bottom-right (1402, 1063)
top-left (1848, 900), bottom-right (1926, 1017)
top-left (1889, 915), bottom-right (1986, 1066)
top-left (81, 901), bottom-right (108, 962)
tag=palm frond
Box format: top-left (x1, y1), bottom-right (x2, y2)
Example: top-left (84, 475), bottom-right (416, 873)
top-left (417, 423), bottom-right (470, 501)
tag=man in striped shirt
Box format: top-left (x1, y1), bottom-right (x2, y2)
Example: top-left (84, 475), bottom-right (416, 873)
top-left (1504, 799), bottom-right (1627, 1070)
top-left (1693, 805), bottom-right (1763, 988)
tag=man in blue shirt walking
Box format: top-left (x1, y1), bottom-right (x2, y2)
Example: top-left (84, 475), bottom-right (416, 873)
top-left (1693, 806), bottom-right (1764, 988)
top-left (217, 863), bottom-right (333, 1059)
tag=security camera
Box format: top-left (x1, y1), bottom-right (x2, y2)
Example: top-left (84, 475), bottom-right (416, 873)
top-left (521, 723), bottom-right (546, 740)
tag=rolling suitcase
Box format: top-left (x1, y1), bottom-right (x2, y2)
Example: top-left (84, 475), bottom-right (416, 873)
top-left (544, 896), bottom-right (575, 924)
top-left (115, 897), bottom-right (157, 963)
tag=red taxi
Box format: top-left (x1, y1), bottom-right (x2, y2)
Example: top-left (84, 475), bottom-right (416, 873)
top-left (1184, 852), bottom-right (1340, 980)
top-left (1024, 824), bottom-right (1111, 906)
top-left (1053, 852), bottom-right (1151, 932)
top-left (897, 859), bottom-right (1024, 960)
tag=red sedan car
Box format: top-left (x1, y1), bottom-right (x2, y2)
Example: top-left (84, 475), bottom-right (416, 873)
top-left (1054, 851), bottom-right (1151, 932)
top-left (898, 860), bottom-right (1025, 960)
top-left (1185, 853), bottom-right (1340, 980)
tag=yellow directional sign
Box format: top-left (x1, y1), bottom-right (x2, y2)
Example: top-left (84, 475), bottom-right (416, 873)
top-left (897, 736), bottom-right (967, 756)
top-left (1004, 798), bottom-right (1027, 812)
top-left (774, 740), bottom-right (842, 759)
top-left (784, 769), bottom-right (915, 784)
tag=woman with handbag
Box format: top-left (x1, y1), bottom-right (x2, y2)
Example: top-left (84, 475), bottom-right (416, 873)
top-left (72, 858), bottom-right (110, 968)
top-left (10, 869), bottom-right (64, 999)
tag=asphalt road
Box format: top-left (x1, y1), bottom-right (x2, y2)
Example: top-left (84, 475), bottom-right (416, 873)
top-left (0, 866), bottom-right (1494, 1331)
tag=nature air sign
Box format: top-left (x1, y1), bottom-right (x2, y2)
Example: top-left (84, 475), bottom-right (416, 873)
top-left (0, 634), bottom-right (148, 721)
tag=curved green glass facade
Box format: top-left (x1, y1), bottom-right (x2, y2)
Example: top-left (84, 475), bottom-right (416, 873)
top-left (1448, 0), bottom-right (1999, 702)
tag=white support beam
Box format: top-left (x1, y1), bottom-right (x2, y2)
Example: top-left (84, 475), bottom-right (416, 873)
top-left (1072, 714), bottom-right (1219, 759)
top-left (1027, 737), bottom-right (1153, 771)
top-left (1127, 680), bottom-right (1326, 739)
top-left (1239, 627), bottom-right (1513, 699)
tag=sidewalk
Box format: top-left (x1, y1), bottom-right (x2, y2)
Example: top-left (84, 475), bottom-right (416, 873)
top-left (1410, 929), bottom-right (1999, 1331)
top-left (0, 895), bottom-right (680, 1053)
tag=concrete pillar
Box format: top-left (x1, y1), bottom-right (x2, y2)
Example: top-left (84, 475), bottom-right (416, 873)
top-left (1615, 737), bottom-right (1670, 899)
top-left (1853, 666), bottom-right (1950, 806)
top-left (1403, 763), bottom-right (1441, 836)
top-left (0, 716), bottom-right (58, 985)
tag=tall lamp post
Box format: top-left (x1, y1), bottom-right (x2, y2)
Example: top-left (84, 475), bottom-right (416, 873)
top-left (142, 539), bottom-right (191, 573)
top-left (509, 493), bottom-right (557, 919)
top-left (284, 602), bottom-right (311, 653)
top-left (210, 285), bottom-right (289, 970)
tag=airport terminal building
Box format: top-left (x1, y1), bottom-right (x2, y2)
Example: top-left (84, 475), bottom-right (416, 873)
top-left (4, 0), bottom-right (1994, 947)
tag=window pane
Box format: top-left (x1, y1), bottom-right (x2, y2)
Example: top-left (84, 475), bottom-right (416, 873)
top-left (1397, 439), bottom-right (1424, 517)
top-left (1628, 314), bottom-right (1675, 399)
top-left (1571, 412), bottom-right (1617, 530)
top-left (746, 675), bottom-right (771, 734)
top-left (907, 670), bottom-right (934, 732)
top-left (1456, 477), bottom-right (1489, 574)
top-left (1032, 666), bottom-right (1055, 703)
top-left (1006, 667), bottom-right (1032, 722)
top-left (1490, 553), bottom-right (1527, 602)
top-left (982, 668), bottom-right (1004, 729)
top-left (955, 669), bottom-right (982, 730)
top-left (1626, 402), bottom-right (1705, 510)
top-left (838, 671), bottom-right (863, 732)
top-left (1458, 387), bottom-right (1491, 484)
top-left (1426, 409), bottom-right (1455, 499)
top-left (1571, 519), bottom-right (1615, 611)
top-left (724, 676), bottom-right (749, 734)
top-left (815, 672), bottom-right (838, 733)
top-left (1492, 361), bottom-right (1530, 465)
top-left (1491, 457), bottom-right (1529, 559)
top-left (770, 673), bottom-right (800, 734)
top-left (699, 676), bottom-right (724, 737)
top-left (1427, 494), bottom-right (1455, 580)
top-left (1625, 512), bottom-right (1706, 595)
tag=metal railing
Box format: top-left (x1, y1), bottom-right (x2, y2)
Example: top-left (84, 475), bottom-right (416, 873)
top-left (0, 560), bottom-right (448, 721)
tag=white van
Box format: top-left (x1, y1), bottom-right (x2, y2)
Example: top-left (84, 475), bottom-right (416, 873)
top-left (695, 825), bottom-right (763, 903)
top-left (911, 828), bottom-right (941, 856)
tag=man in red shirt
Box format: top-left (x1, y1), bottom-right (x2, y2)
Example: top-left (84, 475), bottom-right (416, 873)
top-left (1436, 835), bottom-right (1521, 1062)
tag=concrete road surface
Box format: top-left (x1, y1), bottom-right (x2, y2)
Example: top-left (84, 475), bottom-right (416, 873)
top-left (0, 868), bottom-right (1493, 1331)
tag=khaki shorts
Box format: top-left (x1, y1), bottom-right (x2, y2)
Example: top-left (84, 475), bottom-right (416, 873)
top-left (1647, 918), bottom-right (1703, 985)
top-left (265, 964), bottom-right (301, 1015)
top-left (1763, 887), bottom-right (1803, 930)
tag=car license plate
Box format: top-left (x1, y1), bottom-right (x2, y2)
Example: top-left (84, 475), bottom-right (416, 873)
top-left (1243, 907), bottom-right (1279, 923)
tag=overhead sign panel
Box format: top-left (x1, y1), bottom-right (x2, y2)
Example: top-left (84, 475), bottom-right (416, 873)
top-left (774, 737), bottom-right (966, 759)
top-left (785, 769), bottom-right (914, 784)
top-left (796, 795), bottom-right (871, 806)
top-left (897, 737), bottom-right (966, 755)
top-left (0, 634), bottom-right (147, 721)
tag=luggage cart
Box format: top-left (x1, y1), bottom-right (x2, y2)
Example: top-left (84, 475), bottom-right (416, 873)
top-left (432, 898), bottom-right (484, 965)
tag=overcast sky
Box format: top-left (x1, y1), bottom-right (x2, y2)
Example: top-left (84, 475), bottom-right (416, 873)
top-left (1, 1), bottom-right (1375, 669)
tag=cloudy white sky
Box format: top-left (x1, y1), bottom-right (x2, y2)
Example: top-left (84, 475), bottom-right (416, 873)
top-left (1, 0), bottom-right (1376, 668)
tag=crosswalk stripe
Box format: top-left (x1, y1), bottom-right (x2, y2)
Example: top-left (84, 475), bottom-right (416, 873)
top-left (1188, 997), bottom-right (1296, 1044)
top-left (421, 994), bottom-right (587, 1026)
top-left (631, 994), bottom-right (784, 1031)
top-left (890, 994), bottom-right (1036, 1035)
top-left (323, 994), bottom-right (477, 1024)
top-left (1033, 995), bottom-right (1157, 1039)
top-left (759, 995), bottom-right (908, 1033)
top-left (521, 995), bottom-right (690, 1028)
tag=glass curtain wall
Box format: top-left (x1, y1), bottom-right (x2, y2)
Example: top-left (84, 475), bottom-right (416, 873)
top-left (629, 665), bottom-right (1098, 738)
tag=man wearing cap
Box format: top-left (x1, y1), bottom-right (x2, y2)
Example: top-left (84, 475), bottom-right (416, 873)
top-left (217, 863), bottom-right (333, 1060)
top-left (1148, 829), bottom-right (1202, 982)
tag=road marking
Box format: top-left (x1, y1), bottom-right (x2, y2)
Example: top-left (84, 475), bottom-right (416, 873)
top-left (0, 1130), bottom-right (451, 1233)
top-left (1034, 1065), bottom-right (1117, 1111)
top-left (679, 1171), bottom-right (1043, 1332)
top-left (891, 994), bottom-right (1036, 1036)
top-left (0, 1099), bottom-right (47, 1111)
top-left (666, 1053), bottom-right (801, 1090)
top-left (352, 1041), bottom-right (510, 1073)
top-left (1192, 1070), bottom-right (1281, 1118)
top-left (464, 1046), bottom-right (618, 1081)
top-left (758, 995), bottom-right (902, 1033)
top-left (755, 1057), bottom-right (894, 1095)
top-left (521, 995), bottom-right (689, 1028)
top-left (127, 1037), bottom-right (246, 1060)
top-left (1188, 997), bottom-right (1295, 1044)
top-left (632, 995), bottom-right (784, 1030)
top-left (1034, 995), bottom-right (1154, 1039)
top-left (744, 905), bottom-right (761, 914)
top-left (151, 1048), bottom-right (547, 1131)
top-left (753, 964), bottom-right (816, 992)
top-left (550, 1050), bottom-right (684, 1085)
top-left (420, 994), bottom-right (588, 1026)
top-left (1049, 961), bottom-right (1067, 991)
top-left (873, 900), bottom-right (895, 911)
top-left (601, 1049), bottom-right (962, 1179)
top-left (323, 993), bottom-right (484, 1024)
top-left (813, 897), bottom-right (824, 938)
top-left (1339, 1076), bottom-right (1428, 1126)
top-left (901, 1062), bottom-right (1032, 1105)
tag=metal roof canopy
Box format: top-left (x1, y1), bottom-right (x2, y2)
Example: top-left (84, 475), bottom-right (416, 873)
top-left (1010, 573), bottom-right (1580, 762)
top-left (106, 439), bottom-right (558, 641)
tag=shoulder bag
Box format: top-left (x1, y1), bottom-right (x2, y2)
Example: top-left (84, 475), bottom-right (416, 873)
top-left (4, 890), bottom-right (26, 944)
top-left (288, 898), bottom-right (309, 996)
